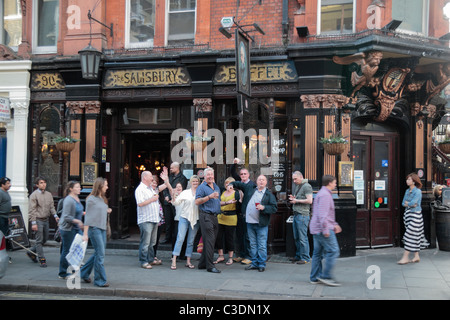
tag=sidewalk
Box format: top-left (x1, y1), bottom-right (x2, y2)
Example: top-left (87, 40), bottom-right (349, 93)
top-left (1, 243), bottom-right (449, 300)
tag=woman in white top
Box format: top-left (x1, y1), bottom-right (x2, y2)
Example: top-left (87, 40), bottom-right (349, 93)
top-left (162, 172), bottom-right (200, 270)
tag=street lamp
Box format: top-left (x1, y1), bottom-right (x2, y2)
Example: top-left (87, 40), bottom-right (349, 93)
top-left (79, 44), bottom-right (102, 80)
top-left (78, 10), bottom-right (113, 80)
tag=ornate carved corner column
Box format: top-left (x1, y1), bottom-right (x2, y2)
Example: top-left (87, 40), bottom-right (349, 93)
top-left (193, 98), bottom-right (212, 169)
top-left (300, 94), bottom-right (350, 181)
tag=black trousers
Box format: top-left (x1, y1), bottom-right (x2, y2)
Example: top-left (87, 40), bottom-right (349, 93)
top-left (198, 212), bottom-right (219, 270)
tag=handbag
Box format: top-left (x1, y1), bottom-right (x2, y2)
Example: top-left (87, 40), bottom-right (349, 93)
top-left (53, 227), bottom-right (61, 242)
top-left (197, 236), bottom-right (203, 253)
top-left (65, 233), bottom-right (87, 270)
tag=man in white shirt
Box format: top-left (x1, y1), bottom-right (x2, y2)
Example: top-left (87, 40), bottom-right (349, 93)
top-left (135, 171), bottom-right (161, 269)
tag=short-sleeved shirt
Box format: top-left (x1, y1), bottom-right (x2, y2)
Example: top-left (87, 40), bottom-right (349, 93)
top-left (195, 181), bottom-right (221, 214)
top-left (135, 182), bottom-right (160, 225)
top-left (292, 180), bottom-right (313, 216)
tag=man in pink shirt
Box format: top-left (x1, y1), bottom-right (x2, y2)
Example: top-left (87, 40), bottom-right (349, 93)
top-left (309, 175), bottom-right (342, 287)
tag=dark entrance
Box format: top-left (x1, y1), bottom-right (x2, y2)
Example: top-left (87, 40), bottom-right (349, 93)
top-left (352, 123), bottom-right (400, 248)
top-left (118, 132), bottom-right (171, 236)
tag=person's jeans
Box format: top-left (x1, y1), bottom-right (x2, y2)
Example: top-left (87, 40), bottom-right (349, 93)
top-left (31, 220), bottom-right (49, 259)
top-left (293, 214), bottom-right (310, 262)
top-left (172, 217), bottom-right (199, 257)
top-left (59, 228), bottom-right (77, 277)
top-left (247, 223), bottom-right (268, 268)
top-left (81, 227), bottom-right (107, 286)
top-left (138, 222), bottom-right (158, 265)
top-left (310, 231), bottom-right (340, 281)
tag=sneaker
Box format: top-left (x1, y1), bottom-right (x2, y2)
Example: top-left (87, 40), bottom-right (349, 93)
top-left (317, 277), bottom-right (341, 287)
top-left (296, 260), bottom-right (310, 265)
top-left (39, 258), bottom-right (47, 268)
top-left (310, 280), bottom-right (320, 284)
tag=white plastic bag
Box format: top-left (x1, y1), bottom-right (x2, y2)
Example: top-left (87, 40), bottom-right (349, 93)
top-left (65, 233), bottom-right (87, 270)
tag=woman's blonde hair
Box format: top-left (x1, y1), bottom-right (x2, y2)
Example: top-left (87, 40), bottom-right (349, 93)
top-left (433, 184), bottom-right (444, 199)
top-left (224, 177), bottom-right (235, 186)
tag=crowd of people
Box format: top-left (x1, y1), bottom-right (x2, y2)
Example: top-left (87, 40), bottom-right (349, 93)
top-left (0, 163), bottom-right (433, 287)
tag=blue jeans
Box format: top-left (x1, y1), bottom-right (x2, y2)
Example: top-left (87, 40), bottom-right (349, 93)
top-left (81, 227), bottom-right (107, 286)
top-left (293, 214), bottom-right (310, 262)
top-left (59, 229), bottom-right (77, 278)
top-left (247, 223), bottom-right (268, 268)
top-left (310, 231), bottom-right (340, 282)
top-left (138, 222), bottom-right (158, 265)
top-left (172, 217), bottom-right (199, 257)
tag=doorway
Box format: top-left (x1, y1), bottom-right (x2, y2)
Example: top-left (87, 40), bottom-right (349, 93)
top-left (118, 132), bottom-right (171, 236)
top-left (352, 129), bottom-right (400, 248)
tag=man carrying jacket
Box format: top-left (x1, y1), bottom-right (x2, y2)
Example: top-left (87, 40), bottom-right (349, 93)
top-left (231, 175), bottom-right (277, 272)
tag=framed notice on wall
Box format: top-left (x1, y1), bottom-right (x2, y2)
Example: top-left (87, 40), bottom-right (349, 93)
top-left (338, 161), bottom-right (354, 187)
top-left (81, 162), bottom-right (98, 186)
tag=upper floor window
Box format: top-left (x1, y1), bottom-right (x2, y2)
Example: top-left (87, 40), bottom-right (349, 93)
top-left (33, 0), bottom-right (59, 54)
top-left (126, 0), bottom-right (155, 48)
top-left (1, 0), bottom-right (22, 49)
top-left (392, 0), bottom-right (428, 35)
top-left (318, 0), bottom-right (355, 35)
top-left (167, 0), bottom-right (196, 46)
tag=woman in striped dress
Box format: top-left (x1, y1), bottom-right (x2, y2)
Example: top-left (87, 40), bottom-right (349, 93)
top-left (397, 173), bottom-right (429, 265)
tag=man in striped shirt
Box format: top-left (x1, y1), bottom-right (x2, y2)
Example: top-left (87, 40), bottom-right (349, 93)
top-left (309, 175), bottom-right (342, 287)
top-left (135, 171), bottom-right (161, 269)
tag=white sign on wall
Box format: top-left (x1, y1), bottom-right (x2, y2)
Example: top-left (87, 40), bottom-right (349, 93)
top-left (0, 97), bottom-right (10, 122)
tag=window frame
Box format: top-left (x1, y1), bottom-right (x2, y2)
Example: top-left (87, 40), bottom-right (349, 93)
top-left (125, 0), bottom-right (156, 49)
top-left (0, 0), bottom-right (22, 50)
top-left (32, 0), bottom-right (59, 54)
top-left (317, 0), bottom-right (356, 35)
top-left (165, 0), bottom-right (197, 46)
top-left (392, 0), bottom-right (429, 36)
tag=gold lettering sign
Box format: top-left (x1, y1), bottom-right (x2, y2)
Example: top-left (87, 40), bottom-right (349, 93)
top-left (215, 61), bottom-right (298, 84)
top-left (104, 67), bottom-right (190, 88)
top-left (31, 73), bottom-right (65, 90)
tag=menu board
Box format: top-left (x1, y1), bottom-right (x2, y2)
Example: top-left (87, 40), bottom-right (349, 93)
top-left (8, 206), bottom-right (30, 250)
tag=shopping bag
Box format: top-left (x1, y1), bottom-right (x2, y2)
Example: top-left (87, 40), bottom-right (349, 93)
top-left (65, 233), bottom-right (87, 270)
top-left (197, 237), bottom-right (203, 253)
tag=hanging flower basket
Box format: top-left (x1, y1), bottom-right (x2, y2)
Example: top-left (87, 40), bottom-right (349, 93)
top-left (439, 142), bottom-right (450, 154)
top-left (320, 132), bottom-right (348, 156)
top-left (53, 136), bottom-right (80, 153)
top-left (55, 141), bottom-right (77, 153)
top-left (323, 143), bottom-right (346, 155)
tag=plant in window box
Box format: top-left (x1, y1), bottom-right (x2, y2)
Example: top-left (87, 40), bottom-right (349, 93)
top-left (319, 132), bottom-right (348, 155)
top-left (438, 138), bottom-right (450, 154)
top-left (53, 136), bottom-right (80, 153)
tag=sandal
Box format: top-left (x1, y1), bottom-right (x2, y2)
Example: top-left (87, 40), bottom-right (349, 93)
top-left (226, 258), bottom-right (233, 265)
top-left (213, 255), bottom-right (225, 264)
top-left (151, 258), bottom-right (162, 265)
top-left (141, 263), bottom-right (152, 269)
top-left (171, 264), bottom-right (177, 270)
top-left (185, 263), bottom-right (195, 269)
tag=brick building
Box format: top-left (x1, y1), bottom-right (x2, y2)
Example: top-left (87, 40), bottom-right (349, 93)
top-left (1, 0), bottom-right (450, 253)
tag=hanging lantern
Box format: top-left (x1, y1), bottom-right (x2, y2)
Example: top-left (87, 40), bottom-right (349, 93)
top-left (79, 44), bottom-right (102, 80)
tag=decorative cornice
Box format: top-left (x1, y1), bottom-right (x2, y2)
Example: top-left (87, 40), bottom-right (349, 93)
top-left (300, 94), bottom-right (349, 109)
top-left (66, 101), bottom-right (101, 114)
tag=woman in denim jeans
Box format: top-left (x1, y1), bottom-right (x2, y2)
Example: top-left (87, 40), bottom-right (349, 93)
top-left (162, 173), bottom-right (200, 270)
top-left (58, 181), bottom-right (84, 279)
top-left (80, 178), bottom-right (112, 287)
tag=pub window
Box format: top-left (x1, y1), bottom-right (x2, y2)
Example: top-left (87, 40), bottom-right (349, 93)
top-left (291, 119), bottom-right (302, 173)
top-left (318, 0), bottom-right (355, 35)
top-left (32, 0), bottom-right (59, 53)
top-left (392, 0), bottom-right (428, 35)
top-left (167, 0), bottom-right (196, 46)
top-left (126, 0), bottom-right (155, 48)
top-left (0, 0), bottom-right (22, 49)
top-left (122, 107), bottom-right (173, 125)
top-left (38, 106), bottom-right (61, 196)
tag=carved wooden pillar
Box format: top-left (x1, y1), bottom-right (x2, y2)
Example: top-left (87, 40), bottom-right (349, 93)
top-left (193, 98), bottom-right (212, 169)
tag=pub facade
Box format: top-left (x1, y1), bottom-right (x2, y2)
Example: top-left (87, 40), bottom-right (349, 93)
top-left (10, 0), bottom-right (450, 254)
